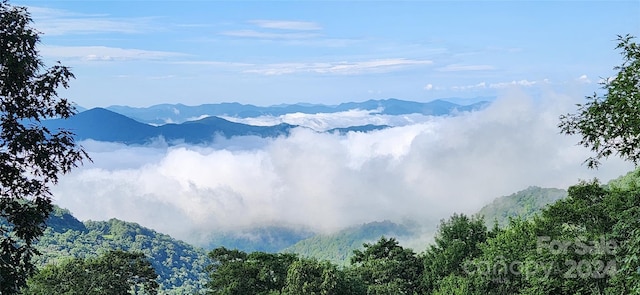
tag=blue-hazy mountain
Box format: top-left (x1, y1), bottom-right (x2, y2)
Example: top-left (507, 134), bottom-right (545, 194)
top-left (106, 98), bottom-right (492, 125)
top-left (43, 98), bottom-right (475, 144)
top-left (43, 108), bottom-right (295, 144)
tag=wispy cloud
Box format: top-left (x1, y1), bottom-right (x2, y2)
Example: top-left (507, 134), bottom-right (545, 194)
top-left (244, 58), bottom-right (433, 75)
top-left (437, 64), bottom-right (495, 72)
top-left (220, 19), bottom-right (322, 40)
top-left (171, 58), bottom-right (431, 75)
top-left (249, 19), bottom-right (322, 31)
top-left (449, 79), bottom-right (549, 91)
top-left (489, 79), bottom-right (541, 89)
top-left (281, 38), bottom-right (361, 47)
top-left (40, 45), bottom-right (186, 61)
top-left (451, 82), bottom-right (487, 91)
top-left (173, 61), bottom-right (254, 67)
top-left (220, 30), bottom-right (320, 40)
top-left (27, 6), bottom-right (155, 36)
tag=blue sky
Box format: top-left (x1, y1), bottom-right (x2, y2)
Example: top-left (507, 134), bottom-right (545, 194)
top-left (12, 0), bottom-right (640, 108)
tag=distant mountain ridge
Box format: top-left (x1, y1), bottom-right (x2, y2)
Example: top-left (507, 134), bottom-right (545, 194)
top-left (43, 97), bottom-right (489, 144)
top-left (43, 108), bottom-right (295, 144)
top-left (106, 98), bottom-right (492, 125)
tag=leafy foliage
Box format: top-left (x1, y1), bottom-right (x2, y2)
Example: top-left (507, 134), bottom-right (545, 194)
top-left (559, 34), bottom-right (640, 168)
top-left (33, 209), bottom-right (209, 294)
top-left (206, 247), bottom-right (297, 295)
top-left (350, 237), bottom-right (424, 294)
top-left (24, 250), bottom-right (158, 294)
top-left (282, 258), bottom-right (356, 295)
top-left (0, 2), bottom-right (88, 292)
top-left (422, 214), bottom-right (488, 292)
top-left (424, 170), bottom-right (640, 295)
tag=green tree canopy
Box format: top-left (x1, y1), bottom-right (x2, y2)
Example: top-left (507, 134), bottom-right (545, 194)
top-left (350, 236), bottom-right (423, 294)
top-left (422, 213), bottom-right (488, 292)
top-left (282, 258), bottom-right (355, 295)
top-left (0, 1), bottom-right (88, 293)
top-left (559, 34), bottom-right (640, 168)
top-left (206, 247), bottom-right (297, 295)
top-left (23, 250), bottom-right (159, 295)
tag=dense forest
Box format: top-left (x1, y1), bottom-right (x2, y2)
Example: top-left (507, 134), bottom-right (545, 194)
top-left (19, 153), bottom-right (639, 295)
top-left (194, 168), bottom-right (640, 294)
top-left (22, 183), bottom-right (599, 294)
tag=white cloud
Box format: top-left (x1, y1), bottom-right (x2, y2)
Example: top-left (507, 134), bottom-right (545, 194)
top-left (489, 79), bottom-right (540, 89)
top-left (172, 60), bottom-right (254, 67)
top-left (249, 20), bottom-right (322, 31)
top-left (281, 38), bottom-right (361, 47)
top-left (219, 19), bottom-right (322, 41)
top-left (452, 82), bottom-right (487, 91)
top-left (40, 46), bottom-right (186, 62)
top-left (26, 6), bottom-right (155, 36)
top-left (220, 30), bottom-right (320, 39)
top-left (172, 57), bottom-right (429, 76)
top-left (221, 109), bottom-right (436, 131)
top-left (438, 64), bottom-right (495, 72)
top-left (424, 84), bottom-right (434, 90)
top-left (577, 74), bottom-right (592, 84)
top-left (52, 92), bottom-right (634, 246)
top-left (244, 58), bottom-right (433, 75)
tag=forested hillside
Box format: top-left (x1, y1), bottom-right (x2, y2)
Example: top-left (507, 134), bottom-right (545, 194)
top-left (203, 166), bottom-right (640, 294)
top-left (205, 226), bottom-right (315, 253)
top-left (29, 167), bottom-right (639, 294)
top-left (286, 187), bottom-right (567, 265)
top-left (31, 184), bottom-right (564, 293)
top-left (477, 186), bottom-right (567, 227)
top-left (34, 207), bottom-right (209, 294)
top-left (284, 220), bottom-right (413, 265)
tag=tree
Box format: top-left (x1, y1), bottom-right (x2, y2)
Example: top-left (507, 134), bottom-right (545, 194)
top-left (559, 34), bottom-right (640, 168)
top-left (282, 258), bottom-right (353, 295)
top-left (350, 237), bottom-right (423, 294)
top-left (0, 1), bottom-right (88, 293)
top-left (23, 250), bottom-right (159, 294)
top-left (206, 247), bottom-right (297, 295)
top-left (465, 218), bottom-right (542, 295)
top-left (539, 177), bottom-right (640, 294)
top-left (422, 213), bottom-right (488, 292)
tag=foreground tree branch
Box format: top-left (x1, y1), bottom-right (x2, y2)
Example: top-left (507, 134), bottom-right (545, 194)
top-left (0, 1), bottom-right (88, 293)
top-left (559, 34), bottom-right (640, 168)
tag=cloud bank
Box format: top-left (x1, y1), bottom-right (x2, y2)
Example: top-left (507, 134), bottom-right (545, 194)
top-left (220, 109), bottom-right (438, 131)
top-left (51, 91), bottom-right (634, 246)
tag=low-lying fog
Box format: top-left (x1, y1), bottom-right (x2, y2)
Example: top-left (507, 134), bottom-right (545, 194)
top-left (52, 90), bottom-right (634, 246)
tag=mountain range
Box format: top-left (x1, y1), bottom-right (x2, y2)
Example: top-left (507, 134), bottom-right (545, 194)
top-left (104, 98), bottom-right (491, 125)
top-left (46, 98), bottom-right (490, 144)
top-left (43, 107), bottom-right (295, 144)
